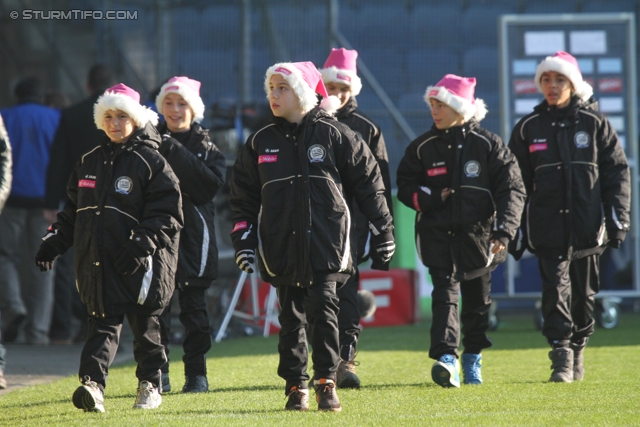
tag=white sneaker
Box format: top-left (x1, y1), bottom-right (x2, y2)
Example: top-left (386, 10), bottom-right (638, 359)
top-left (72, 376), bottom-right (105, 413)
top-left (133, 380), bottom-right (162, 409)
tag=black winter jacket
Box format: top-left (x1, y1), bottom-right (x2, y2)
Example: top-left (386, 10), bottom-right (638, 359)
top-left (157, 122), bottom-right (226, 288)
top-left (0, 115), bottom-right (12, 212)
top-left (229, 107), bottom-right (394, 288)
top-left (508, 96), bottom-right (630, 261)
top-left (44, 122), bottom-right (183, 317)
top-left (397, 120), bottom-right (526, 281)
top-left (335, 97), bottom-right (393, 270)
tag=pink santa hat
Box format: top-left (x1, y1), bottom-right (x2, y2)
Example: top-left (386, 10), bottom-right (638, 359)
top-left (155, 76), bottom-right (205, 123)
top-left (94, 83), bottom-right (158, 131)
top-left (319, 48), bottom-right (363, 97)
top-left (264, 61), bottom-right (341, 115)
top-left (424, 74), bottom-right (487, 122)
top-left (534, 51), bottom-right (593, 101)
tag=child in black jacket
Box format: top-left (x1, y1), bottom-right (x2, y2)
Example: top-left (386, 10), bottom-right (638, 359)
top-left (229, 62), bottom-right (394, 411)
top-left (397, 74), bottom-right (525, 387)
top-left (508, 52), bottom-right (630, 382)
top-left (35, 83), bottom-right (183, 411)
top-left (154, 76), bottom-right (226, 393)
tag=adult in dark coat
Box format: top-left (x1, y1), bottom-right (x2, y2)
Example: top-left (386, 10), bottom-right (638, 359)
top-left (44, 64), bottom-right (115, 344)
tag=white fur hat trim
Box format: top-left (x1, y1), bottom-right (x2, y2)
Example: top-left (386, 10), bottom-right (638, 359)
top-left (320, 66), bottom-right (362, 97)
top-left (535, 56), bottom-right (594, 101)
top-left (155, 81), bottom-right (205, 124)
top-left (265, 63), bottom-right (319, 114)
top-left (94, 92), bottom-right (158, 131)
top-left (424, 86), bottom-right (487, 122)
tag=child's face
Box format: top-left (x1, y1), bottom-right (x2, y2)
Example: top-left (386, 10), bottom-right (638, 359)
top-left (162, 93), bottom-right (193, 133)
top-left (325, 81), bottom-right (352, 109)
top-left (103, 109), bottom-right (135, 143)
top-left (429, 99), bottom-right (464, 129)
top-left (540, 71), bottom-right (573, 108)
top-left (268, 74), bottom-right (304, 124)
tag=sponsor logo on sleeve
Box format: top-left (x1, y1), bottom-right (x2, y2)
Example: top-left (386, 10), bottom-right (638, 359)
top-left (308, 144), bottom-right (326, 163)
top-left (574, 131), bottom-right (590, 148)
top-left (78, 179), bottom-right (96, 189)
top-left (529, 143), bottom-right (548, 153)
top-left (232, 221), bottom-right (248, 233)
top-left (258, 155), bottom-right (278, 163)
top-left (464, 160), bottom-right (481, 177)
top-left (427, 167), bottom-right (447, 177)
top-left (115, 176), bottom-right (133, 194)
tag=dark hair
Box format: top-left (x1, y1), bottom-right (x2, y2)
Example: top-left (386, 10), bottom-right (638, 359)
top-left (43, 90), bottom-right (70, 109)
top-left (14, 77), bottom-right (42, 101)
top-left (87, 63), bottom-right (115, 94)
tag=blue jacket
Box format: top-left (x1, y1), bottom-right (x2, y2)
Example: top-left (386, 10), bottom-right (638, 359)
top-left (0, 102), bottom-right (60, 205)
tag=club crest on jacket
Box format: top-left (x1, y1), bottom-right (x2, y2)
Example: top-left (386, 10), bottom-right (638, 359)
top-left (464, 160), bottom-right (481, 178)
top-left (574, 131), bottom-right (590, 148)
top-left (115, 176), bottom-right (133, 194)
top-left (308, 144), bottom-right (326, 163)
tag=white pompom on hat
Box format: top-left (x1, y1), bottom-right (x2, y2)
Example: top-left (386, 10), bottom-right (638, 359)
top-left (94, 83), bottom-right (158, 131)
top-left (265, 61), bottom-right (341, 115)
top-left (155, 76), bottom-right (205, 123)
top-left (534, 51), bottom-right (593, 101)
top-left (320, 48), bottom-right (363, 97)
top-left (424, 74), bottom-right (487, 122)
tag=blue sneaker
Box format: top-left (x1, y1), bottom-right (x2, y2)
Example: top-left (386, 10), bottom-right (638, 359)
top-left (462, 353), bottom-right (483, 385)
top-left (431, 354), bottom-right (460, 388)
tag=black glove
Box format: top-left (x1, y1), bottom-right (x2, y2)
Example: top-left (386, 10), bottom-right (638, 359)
top-left (114, 240), bottom-right (148, 276)
top-left (373, 234), bottom-right (395, 264)
top-left (235, 249), bottom-right (255, 274)
top-left (608, 238), bottom-right (623, 249)
top-left (35, 241), bottom-right (59, 272)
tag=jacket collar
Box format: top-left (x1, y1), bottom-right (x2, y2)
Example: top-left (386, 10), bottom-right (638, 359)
top-left (336, 96), bottom-right (358, 119)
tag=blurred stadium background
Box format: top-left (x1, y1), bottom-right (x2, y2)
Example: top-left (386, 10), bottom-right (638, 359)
top-left (3, 0), bottom-right (640, 182)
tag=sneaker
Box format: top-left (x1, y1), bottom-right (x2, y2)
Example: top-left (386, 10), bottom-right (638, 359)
top-left (133, 380), bottom-right (162, 409)
top-left (161, 373), bottom-right (171, 393)
top-left (0, 370), bottom-right (6, 389)
top-left (72, 376), bottom-right (105, 413)
top-left (285, 385), bottom-right (309, 411)
top-left (336, 359), bottom-right (360, 389)
top-left (548, 347), bottom-right (574, 383)
top-left (462, 353), bottom-right (483, 385)
top-left (431, 354), bottom-right (460, 388)
top-left (314, 378), bottom-right (341, 412)
top-left (182, 375), bottom-right (208, 393)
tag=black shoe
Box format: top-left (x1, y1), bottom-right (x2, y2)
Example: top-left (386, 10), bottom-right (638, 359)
top-left (285, 385), bottom-right (309, 411)
top-left (314, 378), bottom-right (341, 412)
top-left (548, 347), bottom-right (574, 383)
top-left (182, 375), bottom-right (208, 393)
top-left (2, 313), bottom-right (25, 343)
top-left (161, 373), bottom-right (171, 393)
